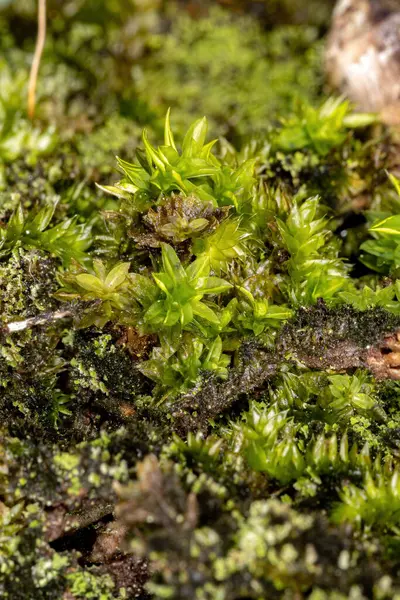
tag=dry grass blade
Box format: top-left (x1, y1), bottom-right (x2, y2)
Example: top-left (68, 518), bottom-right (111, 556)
top-left (27, 0), bottom-right (47, 120)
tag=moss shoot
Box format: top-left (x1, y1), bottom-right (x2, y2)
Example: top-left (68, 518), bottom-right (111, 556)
top-left (2, 1), bottom-right (400, 598)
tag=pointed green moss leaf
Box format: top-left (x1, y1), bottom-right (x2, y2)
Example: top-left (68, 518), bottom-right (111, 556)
top-left (7, 204), bottom-right (24, 239)
top-left (130, 273), bottom-right (159, 306)
top-left (145, 300), bottom-right (167, 325)
top-left (142, 130), bottom-right (166, 173)
top-left (192, 300), bottom-right (220, 324)
top-left (186, 256), bottom-right (210, 282)
top-left (163, 305), bottom-right (181, 326)
top-left (93, 259), bottom-right (107, 281)
top-left (388, 172), bottom-right (400, 197)
top-left (104, 262), bottom-right (130, 290)
top-left (370, 215), bottom-right (400, 237)
top-left (164, 108), bottom-right (177, 150)
top-left (181, 302), bottom-right (194, 326)
top-left (264, 305), bottom-right (293, 320)
top-left (182, 117), bottom-right (208, 157)
top-left (152, 272), bottom-right (174, 295)
top-left (161, 243), bottom-right (185, 283)
top-left (205, 336), bottom-right (222, 363)
top-left (76, 274), bottom-right (105, 294)
top-left (96, 183), bottom-right (134, 200)
top-left (30, 203), bottom-right (57, 233)
top-left (197, 277), bottom-right (232, 294)
top-left (343, 112), bottom-right (377, 128)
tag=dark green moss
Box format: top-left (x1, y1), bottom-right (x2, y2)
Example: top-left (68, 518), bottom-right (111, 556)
top-left (2, 1), bottom-right (400, 598)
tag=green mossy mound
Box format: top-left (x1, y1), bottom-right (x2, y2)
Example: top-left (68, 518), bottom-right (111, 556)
top-left (2, 1), bottom-right (400, 599)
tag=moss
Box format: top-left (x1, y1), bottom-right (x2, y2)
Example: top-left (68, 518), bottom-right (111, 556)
top-left (134, 8), bottom-right (323, 139)
top-left (68, 330), bottom-right (151, 424)
top-left (66, 570), bottom-right (116, 600)
top-left (116, 456), bottom-right (392, 599)
top-left (0, 249), bottom-right (59, 319)
top-left (3, 0), bottom-right (400, 598)
top-left (280, 304), bottom-right (400, 370)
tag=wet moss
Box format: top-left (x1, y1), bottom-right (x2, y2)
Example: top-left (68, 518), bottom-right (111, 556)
top-left (2, 1), bottom-right (400, 598)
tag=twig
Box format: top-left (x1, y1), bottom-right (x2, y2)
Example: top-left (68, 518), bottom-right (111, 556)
top-left (3, 310), bottom-right (72, 334)
top-left (27, 0), bottom-right (47, 120)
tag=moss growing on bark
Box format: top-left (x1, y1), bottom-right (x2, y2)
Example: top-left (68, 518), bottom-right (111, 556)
top-left (2, 1), bottom-right (400, 598)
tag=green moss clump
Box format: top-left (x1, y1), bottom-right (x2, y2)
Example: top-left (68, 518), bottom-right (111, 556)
top-left (3, 1), bottom-right (400, 598)
top-left (134, 8), bottom-right (323, 138)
